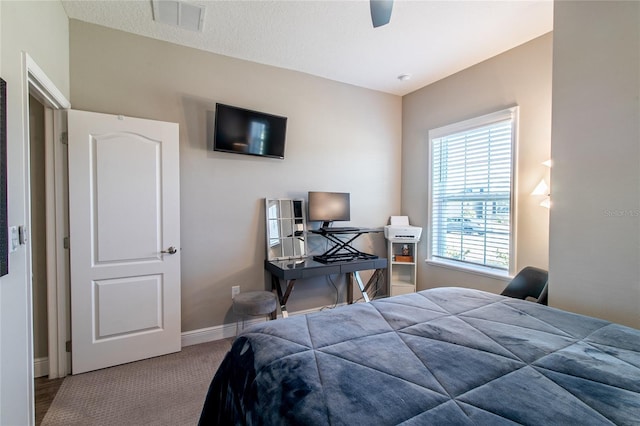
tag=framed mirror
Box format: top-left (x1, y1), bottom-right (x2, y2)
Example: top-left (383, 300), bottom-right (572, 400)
top-left (265, 199), bottom-right (308, 260)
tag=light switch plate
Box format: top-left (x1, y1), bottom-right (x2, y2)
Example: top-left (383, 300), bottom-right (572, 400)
top-left (9, 226), bottom-right (18, 253)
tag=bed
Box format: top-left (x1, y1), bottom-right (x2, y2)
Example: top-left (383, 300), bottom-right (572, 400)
top-left (199, 287), bottom-right (640, 425)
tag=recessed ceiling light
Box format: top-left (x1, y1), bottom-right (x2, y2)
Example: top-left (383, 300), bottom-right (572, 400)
top-left (397, 74), bottom-right (412, 81)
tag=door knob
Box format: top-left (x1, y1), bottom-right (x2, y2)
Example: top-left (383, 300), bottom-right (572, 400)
top-left (161, 246), bottom-right (177, 254)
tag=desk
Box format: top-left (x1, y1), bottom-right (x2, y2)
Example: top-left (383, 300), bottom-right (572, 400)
top-left (264, 257), bottom-right (387, 318)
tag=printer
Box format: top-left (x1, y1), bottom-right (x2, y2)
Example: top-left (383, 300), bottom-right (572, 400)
top-left (384, 216), bottom-right (422, 241)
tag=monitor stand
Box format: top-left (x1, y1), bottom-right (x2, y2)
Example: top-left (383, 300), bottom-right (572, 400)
top-left (310, 229), bottom-right (379, 263)
top-left (317, 220), bottom-right (359, 232)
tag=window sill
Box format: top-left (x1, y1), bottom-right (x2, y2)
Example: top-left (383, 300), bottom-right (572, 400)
top-left (425, 258), bottom-right (511, 281)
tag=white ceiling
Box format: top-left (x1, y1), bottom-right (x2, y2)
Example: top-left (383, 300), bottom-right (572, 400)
top-left (61, 0), bottom-right (553, 96)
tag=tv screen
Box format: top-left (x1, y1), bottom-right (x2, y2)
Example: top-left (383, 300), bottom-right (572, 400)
top-left (213, 103), bottom-right (287, 159)
top-left (308, 192), bottom-right (350, 227)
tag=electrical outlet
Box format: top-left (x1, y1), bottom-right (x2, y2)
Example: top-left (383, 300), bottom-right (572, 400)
top-left (231, 285), bottom-right (240, 299)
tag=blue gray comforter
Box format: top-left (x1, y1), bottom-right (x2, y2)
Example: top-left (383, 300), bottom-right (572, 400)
top-left (199, 287), bottom-right (640, 425)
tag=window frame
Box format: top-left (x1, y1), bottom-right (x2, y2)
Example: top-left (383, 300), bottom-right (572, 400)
top-left (426, 107), bottom-right (518, 277)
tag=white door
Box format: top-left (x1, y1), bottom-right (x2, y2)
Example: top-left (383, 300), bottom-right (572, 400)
top-left (68, 110), bottom-right (181, 374)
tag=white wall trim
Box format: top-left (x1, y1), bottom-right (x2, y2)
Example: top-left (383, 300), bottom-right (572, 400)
top-left (21, 52), bottom-right (71, 426)
top-left (426, 106), bottom-right (519, 276)
top-left (181, 322), bottom-right (249, 347)
top-left (181, 304), bottom-right (347, 347)
top-left (22, 53), bottom-right (71, 383)
top-left (24, 54), bottom-right (70, 110)
top-left (45, 109), bottom-right (71, 380)
top-left (425, 258), bottom-right (511, 281)
top-left (33, 357), bottom-right (48, 379)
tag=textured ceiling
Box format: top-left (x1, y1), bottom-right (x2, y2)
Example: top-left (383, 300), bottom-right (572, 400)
top-left (61, 0), bottom-right (553, 96)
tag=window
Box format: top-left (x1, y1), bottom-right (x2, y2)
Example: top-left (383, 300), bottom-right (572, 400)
top-left (428, 107), bottom-right (517, 274)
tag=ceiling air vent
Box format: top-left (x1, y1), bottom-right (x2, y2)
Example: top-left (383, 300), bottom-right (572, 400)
top-left (151, 0), bottom-right (205, 32)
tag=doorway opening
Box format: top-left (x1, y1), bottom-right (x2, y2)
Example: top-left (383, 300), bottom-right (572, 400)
top-left (22, 52), bottom-right (71, 426)
top-left (29, 95), bottom-right (48, 379)
top-left (29, 95), bottom-right (67, 425)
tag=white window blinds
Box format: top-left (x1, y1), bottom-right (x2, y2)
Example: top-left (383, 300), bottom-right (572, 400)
top-left (429, 107), bottom-right (517, 272)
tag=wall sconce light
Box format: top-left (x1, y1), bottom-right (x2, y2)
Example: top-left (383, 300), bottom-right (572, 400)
top-left (531, 179), bottom-right (551, 208)
top-left (531, 179), bottom-right (549, 196)
top-left (531, 159), bottom-right (551, 208)
top-left (539, 196), bottom-right (551, 208)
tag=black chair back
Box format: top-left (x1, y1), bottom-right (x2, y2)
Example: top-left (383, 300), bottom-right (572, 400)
top-left (500, 266), bottom-right (548, 305)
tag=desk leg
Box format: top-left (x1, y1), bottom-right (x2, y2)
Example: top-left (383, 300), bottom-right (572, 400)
top-left (271, 274), bottom-right (296, 319)
top-left (348, 270), bottom-right (385, 303)
top-left (353, 272), bottom-right (371, 303)
top-left (347, 273), bottom-right (354, 304)
top-left (362, 269), bottom-right (385, 299)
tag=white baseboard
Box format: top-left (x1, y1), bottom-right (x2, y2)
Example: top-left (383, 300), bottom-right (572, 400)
top-left (181, 303), bottom-right (346, 347)
top-left (34, 357), bottom-right (49, 378)
top-left (33, 304), bottom-right (350, 375)
top-left (181, 318), bottom-right (257, 347)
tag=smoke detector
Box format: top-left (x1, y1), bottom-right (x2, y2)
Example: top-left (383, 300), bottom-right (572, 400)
top-left (151, 0), bottom-right (205, 32)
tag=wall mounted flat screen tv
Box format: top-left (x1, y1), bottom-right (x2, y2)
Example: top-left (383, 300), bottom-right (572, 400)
top-left (213, 103), bottom-right (287, 159)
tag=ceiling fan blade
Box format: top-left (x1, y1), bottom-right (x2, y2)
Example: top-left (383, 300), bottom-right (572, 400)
top-left (370, 0), bottom-right (394, 28)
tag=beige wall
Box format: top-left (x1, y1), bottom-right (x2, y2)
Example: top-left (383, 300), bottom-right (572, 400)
top-left (0, 1), bottom-right (70, 424)
top-left (402, 34), bottom-right (553, 294)
top-left (549, 1), bottom-right (640, 328)
top-left (69, 20), bottom-right (402, 332)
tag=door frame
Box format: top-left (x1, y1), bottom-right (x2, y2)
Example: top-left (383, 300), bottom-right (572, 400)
top-left (43, 107), bottom-right (69, 379)
top-left (21, 52), bottom-right (70, 400)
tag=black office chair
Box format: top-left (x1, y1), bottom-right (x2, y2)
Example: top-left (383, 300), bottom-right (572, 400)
top-left (500, 266), bottom-right (548, 305)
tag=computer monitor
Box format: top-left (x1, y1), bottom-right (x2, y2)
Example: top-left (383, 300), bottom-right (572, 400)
top-left (307, 192), bottom-right (350, 228)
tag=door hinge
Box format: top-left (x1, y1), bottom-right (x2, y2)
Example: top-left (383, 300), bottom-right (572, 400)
top-left (63, 236), bottom-right (70, 249)
top-left (66, 340), bottom-right (72, 352)
top-left (60, 131), bottom-right (68, 145)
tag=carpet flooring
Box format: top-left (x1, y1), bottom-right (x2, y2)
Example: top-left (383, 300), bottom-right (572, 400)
top-left (42, 338), bottom-right (233, 426)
